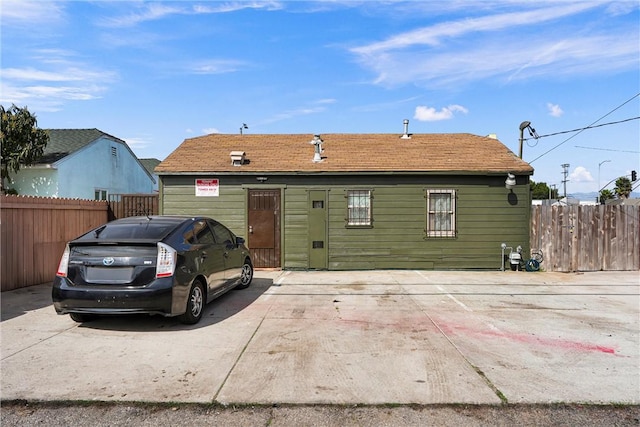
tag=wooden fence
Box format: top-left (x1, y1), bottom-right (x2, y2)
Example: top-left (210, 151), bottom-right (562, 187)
top-left (108, 194), bottom-right (158, 220)
top-left (531, 205), bottom-right (639, 272)
top-left (1, 198), bottom-right (638, 291)
top-left (1, 195), bottom-right (109, 291)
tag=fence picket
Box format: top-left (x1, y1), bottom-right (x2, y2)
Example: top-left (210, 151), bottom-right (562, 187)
top-left (531, 205), bottom-right (639, 272)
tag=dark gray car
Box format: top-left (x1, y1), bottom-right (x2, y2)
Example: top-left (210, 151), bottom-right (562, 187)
top-left (52, 215), bottom-right (253, 324)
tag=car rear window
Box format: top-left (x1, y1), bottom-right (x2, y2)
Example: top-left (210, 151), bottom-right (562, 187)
top-left (79, 222), bottom-right (177, 241)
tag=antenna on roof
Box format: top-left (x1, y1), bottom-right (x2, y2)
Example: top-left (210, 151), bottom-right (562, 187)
top-left (240, 123), bottom-right (248, 135)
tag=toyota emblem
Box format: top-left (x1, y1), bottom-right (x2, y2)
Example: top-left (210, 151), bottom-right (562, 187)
top-left (103, 257), bottom-right (115, 266)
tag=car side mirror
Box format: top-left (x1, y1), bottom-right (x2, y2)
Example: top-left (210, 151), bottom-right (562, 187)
top-left (236, 236), bottom-right (245, 247)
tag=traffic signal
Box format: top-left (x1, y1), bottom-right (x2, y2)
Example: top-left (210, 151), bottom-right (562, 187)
top-left (632, 170), bottom-right (637, 182)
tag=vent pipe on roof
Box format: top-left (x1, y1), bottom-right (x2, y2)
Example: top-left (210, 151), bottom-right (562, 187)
top-left (309, 134), bottom-right (324, 162)
top-left (401, 119), bottom-right (411, 139)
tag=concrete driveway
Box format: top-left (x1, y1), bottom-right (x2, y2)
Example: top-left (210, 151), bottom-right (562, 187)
top-left (1, 270), bottom-right (638, 405)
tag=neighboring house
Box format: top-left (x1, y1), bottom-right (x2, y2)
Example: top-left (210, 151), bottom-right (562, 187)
top-left (156, 127), bottom-right (534, 270)
top-left (139, 158), bottom-right (161, 193)
top-left (9, 129), bottom-right (156, 199)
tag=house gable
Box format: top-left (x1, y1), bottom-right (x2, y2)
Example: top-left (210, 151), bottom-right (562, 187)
top-left (10, 129), bottom-right (155, 199)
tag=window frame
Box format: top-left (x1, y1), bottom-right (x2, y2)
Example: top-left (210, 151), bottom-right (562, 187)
top-left (94, 189), bottom-right (107, 201)
top-left (426, 189), bottom-right (457, 238)
top-left (346, 189), bottom-right (373, 228)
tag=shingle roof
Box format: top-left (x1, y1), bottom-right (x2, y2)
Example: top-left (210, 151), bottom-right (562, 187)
top-left (156, 133), bottom-right (534, 175)
top-left (139, 158), bottom-right (161, 175)
top-left (39, 129), bottom-right (125, 163)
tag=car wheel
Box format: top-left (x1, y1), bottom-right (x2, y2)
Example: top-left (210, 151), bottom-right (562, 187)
top-left (69, 313), bottom-right (96, 323)
top-left (236, 259), bottom-right (253, 289)
top-left (179, 281), bottom-right (205, 325)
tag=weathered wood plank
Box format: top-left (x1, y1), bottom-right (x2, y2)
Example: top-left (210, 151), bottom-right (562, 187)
top-left (531, 205), bottom-right (639, 272)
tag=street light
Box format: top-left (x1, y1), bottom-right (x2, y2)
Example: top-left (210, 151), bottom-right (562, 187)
top-left (598, 160), bottom-right (611, 204)
top-left (518, 121), bottom-right (539, 159)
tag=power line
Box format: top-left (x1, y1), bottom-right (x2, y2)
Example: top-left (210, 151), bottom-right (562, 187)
top-left (574, 145), bottom-right (640, 154)
top-left (525, 117), bottom-right (639, 141)
top-left (529, 93), bottom-right (640, 164)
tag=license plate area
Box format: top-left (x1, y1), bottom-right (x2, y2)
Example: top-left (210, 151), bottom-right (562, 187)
top-left (86, 266), bottom-right (134, 283)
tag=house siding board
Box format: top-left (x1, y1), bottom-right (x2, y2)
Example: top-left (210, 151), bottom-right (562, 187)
top-left (160, 173), bottom-right (529, 270)
top-left (324, 183), bottom-right (530, 270)
top-left (159, 178), bottom-right (247, 237)
top-left (283, 188), bottom-right (310, 268)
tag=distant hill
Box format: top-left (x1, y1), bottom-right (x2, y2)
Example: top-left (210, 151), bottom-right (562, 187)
top-left (568, 192), bottom-right (640, 202)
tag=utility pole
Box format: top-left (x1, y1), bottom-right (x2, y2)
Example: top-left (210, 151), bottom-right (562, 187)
top-left (561, 163), bottom-right (570, 200)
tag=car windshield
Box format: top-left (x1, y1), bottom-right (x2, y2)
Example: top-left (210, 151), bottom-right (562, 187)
top-left (79, 222), bottom-right (177, 241)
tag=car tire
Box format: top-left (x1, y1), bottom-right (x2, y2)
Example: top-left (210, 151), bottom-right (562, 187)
top-left (179, 281), bottom-right (205, 325)
top-left (69, 313), bottom-right (96, 323)
top-left (236, 259), bottom-right (253, 289)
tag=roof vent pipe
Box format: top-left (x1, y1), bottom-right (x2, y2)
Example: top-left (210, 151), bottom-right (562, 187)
top-left (309, 134), bottom-right (324, 162)
top-left (401, 119), bottom-right (411, 139)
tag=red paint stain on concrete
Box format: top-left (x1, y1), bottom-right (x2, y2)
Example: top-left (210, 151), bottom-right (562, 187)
top-left (439, 323), bottom-right (617, 355)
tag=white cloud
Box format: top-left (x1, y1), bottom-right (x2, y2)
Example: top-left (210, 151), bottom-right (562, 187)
top-left (189, 60), bottom-right (247, 75)
top-left (315, 98), bottom-right (337, 105)
top-left (0, 0), bottom-right (65, 25)
top-left (102, 1), bottom-right (283, 28)
top-left (0, 51), bottom-right (118, 112)
top-left (414, 104), bottom-right (468, 122)
top-left (124, 137), bottom-right (152, 151)
top-left (260, 104), bottom-right (328, 125)
top-left (570, 166), bottom-right (594, 183)
top-left (351, 3), bottom-right (597, 56)
top-left (203, 128), bottom-right (220, 134)
top-left (349, 3), bottom-right (639, 88)
top-left (547, 103), bottom-right (564, 117)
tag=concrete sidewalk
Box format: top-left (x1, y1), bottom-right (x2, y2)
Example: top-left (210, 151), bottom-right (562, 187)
top-left (1, 270), bottom-right (638, 405)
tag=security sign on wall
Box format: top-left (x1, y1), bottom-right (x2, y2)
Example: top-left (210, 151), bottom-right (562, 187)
top-left (195, 178), bottom-right (219, 197)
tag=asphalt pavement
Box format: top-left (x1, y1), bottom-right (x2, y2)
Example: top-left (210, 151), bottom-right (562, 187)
top-left (1, 270), bottom-right (639, 424)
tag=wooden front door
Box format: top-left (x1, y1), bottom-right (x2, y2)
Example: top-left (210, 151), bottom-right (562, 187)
top-left (248, 189), bottom-right (281, 268)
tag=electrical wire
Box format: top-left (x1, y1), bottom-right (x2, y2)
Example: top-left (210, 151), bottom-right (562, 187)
top-left (525, 117), bottom-right (639, 140)
top-left (529, 93), bottom-right (640, 164)
top-left (574, 145), bottom-right (640, 154)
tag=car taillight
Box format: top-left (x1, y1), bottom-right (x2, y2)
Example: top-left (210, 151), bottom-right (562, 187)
top-left (156, 242), bottom-right (177, 278)
top-left (56, 245), bottom-right (70, 277)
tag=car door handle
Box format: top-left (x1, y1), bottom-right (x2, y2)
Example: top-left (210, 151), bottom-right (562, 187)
top-left (223, 252), bottom-right (229, 258)
top-left (200, 251), bottom-right (208, 260)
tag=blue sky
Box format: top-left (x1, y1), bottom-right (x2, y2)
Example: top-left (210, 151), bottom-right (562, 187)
top-left (2, 1), bottom-right (639, 195)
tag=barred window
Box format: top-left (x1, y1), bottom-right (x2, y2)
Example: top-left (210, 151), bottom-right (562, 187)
top-left (426, 189), bottom-right (456, 237)
top-left (347, 190), bottom-right (371, 226)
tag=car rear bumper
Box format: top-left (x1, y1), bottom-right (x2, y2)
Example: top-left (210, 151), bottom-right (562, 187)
top-left (52, 276), bottom-right (178, 317)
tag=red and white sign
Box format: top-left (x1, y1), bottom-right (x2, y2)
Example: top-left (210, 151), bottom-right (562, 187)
top-left (195, 178), bottom-right (219, 197)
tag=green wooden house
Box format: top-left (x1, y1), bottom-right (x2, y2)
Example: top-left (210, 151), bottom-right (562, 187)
top-left (156, 128), bottom-right (533, 270)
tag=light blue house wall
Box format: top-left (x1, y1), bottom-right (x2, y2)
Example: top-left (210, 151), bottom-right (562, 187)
top-left (10, 167), bottom-right (58, 197)
top-left (10, 130), bottom-right (155, 199)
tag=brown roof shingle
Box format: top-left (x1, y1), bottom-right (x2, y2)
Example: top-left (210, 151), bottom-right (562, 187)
top-left (156, 133), bottom-right (533, 175)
